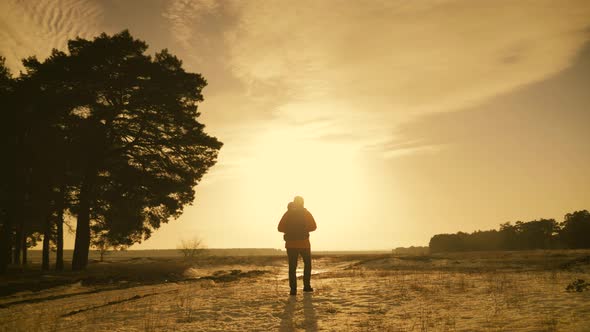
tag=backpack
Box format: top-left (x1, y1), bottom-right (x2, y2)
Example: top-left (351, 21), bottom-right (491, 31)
top-left (283, 209), bottom-right (309, 241)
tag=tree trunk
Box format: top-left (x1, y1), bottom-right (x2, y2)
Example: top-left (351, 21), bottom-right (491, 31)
top-left (72, 178), bottom-right (93, 271)
top-left (22, 233), bottom-right (27, 267)
top-left (56, 207), bottom-right (64, 271)
top-left (0, 215), bottom-right (12, 274)
top-left (13, 224), bottom-right (22, 265)
top-left (42, 215), bottom-right (51, 271)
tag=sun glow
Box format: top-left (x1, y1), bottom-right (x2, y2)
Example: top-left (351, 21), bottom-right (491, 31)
top-left (238, 126), bottom-right (369, 248)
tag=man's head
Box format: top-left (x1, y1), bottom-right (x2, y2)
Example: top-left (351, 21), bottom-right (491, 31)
top-left (293, 196), bottom-right (304, 208)
top-left (287, 202), bottom-right (295, 210)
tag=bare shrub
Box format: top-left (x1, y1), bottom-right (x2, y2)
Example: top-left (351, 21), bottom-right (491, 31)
top-left (178, 237), bottom-right (206, 258)
top-left (91, 233), bottom-right (126, 262)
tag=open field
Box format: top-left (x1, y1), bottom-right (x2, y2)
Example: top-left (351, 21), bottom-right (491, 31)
top-left (1, 250), bottom-right (590, 331)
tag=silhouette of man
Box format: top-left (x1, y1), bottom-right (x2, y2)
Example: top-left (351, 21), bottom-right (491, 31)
top-left (278, 196), bottom-right (317, 296)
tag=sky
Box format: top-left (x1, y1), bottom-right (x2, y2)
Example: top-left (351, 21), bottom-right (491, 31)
top-left (1, 0), bottom-right (589, 250)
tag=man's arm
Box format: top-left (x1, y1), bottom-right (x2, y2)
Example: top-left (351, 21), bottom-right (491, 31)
top-left (305, 211), bottom-right (317, 232)
top-left (278, 212), bottom-right (288, 232)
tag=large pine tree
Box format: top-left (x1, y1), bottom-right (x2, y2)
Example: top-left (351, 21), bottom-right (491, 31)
top-left (19, 31), bottom-right (222, 270)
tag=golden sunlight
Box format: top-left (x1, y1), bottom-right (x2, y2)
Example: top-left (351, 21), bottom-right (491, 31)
top-left (240, 126), bottom-right (369, 234)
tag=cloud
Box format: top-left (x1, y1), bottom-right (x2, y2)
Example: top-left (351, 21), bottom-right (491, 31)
top-left (5, 0), bottom-right (588, 163)
top-left (0, 0), bottom-right (103, 72)
top-left (389, 39), bottom-right (590, 158)
top-left (369, 139), bottom-right (445, 159)
top-left (220, 0), bottom-right (590, 155)
top-left (158, 0), bottom-right (590, 162)
top-left (162, 0), bottom-right (221, 62)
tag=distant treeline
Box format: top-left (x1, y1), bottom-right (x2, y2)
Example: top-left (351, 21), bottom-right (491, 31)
top-left (392, 246), bottom-right (429, 255)
top-left (429, 210), bottom-right (590, 253)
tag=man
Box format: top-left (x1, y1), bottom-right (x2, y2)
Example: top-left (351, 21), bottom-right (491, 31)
top-left (278, 196), bottom-right (317, 296)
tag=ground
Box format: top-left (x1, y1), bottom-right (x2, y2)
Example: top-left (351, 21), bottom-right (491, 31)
top-left (1, 250), bottom-right (590, 331)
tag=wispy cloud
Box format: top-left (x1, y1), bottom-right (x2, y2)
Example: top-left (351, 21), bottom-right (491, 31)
top-left (6, 0), bottom-right (588, 162)
top-left (159, 0), bottom-right (590, 163)
top-left (220, 0), bottom-right (590, 155)
top-left (368, 138), bottom-right (446, 159)
top-left (0, 0), bottom-right (103, 72)
top-left (162, 0), bottom-right (221, 63)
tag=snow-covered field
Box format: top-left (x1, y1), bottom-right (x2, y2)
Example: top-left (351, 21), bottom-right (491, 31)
top-left (1, 251), bottom-right (590, 331)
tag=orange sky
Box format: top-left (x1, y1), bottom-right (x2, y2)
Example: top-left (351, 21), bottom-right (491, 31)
top-left (1, 0), bottom-right (589, 250)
